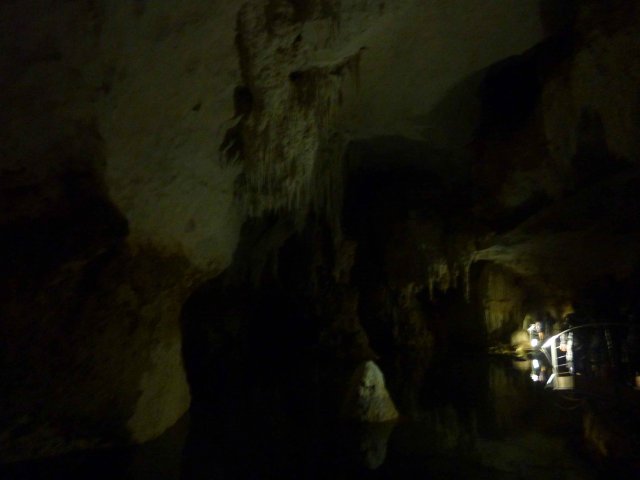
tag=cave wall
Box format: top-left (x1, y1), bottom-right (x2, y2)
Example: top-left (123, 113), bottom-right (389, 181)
top-left (1, 0), bottom-right (243, 462)
top-left (476, 263), bottom-right (525, 343)
top-left (474, 2), bottom-right (640, 310)
top-left (3, 0), bottom-right (640, 464)
top-left (543, 1), bottom-right (640, 172)
top-left (343, 0), bottom-right (640, 347)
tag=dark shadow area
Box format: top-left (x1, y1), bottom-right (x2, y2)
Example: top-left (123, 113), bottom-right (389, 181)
top-left (4, 356), bottom-right (613, 479)
top-left (539, 0), bottom-right (580, 36)
top-left (572, 108), bottom-right (631, 187)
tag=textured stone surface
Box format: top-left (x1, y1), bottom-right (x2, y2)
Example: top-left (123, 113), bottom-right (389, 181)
top-left (478, 264), bottom-right (525, 342)
top-left (228, 0), bottom-right (546, 218)
top-left (0, 0), bottom-right (242, 461)
top-left (99, 1), bottom-right (243, 270)
top-left (337, 0), bottom-right (545, 142)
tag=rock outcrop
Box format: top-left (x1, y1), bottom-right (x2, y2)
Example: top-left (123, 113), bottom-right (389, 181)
top-left (1, 0), bottom-right (243, 461)
top-left (342, 361), bottom-right (399, 423)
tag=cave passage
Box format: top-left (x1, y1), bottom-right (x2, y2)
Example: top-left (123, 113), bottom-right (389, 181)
top-left (7, 128), bottom-right (640, 478)
top-left (2, 1), bottom-right (640, 479)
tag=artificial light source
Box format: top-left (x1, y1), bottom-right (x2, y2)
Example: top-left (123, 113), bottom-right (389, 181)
top-left (530, 338), bottom-right (539, 347)
top-left (532, 359), bottom-right (540, 369)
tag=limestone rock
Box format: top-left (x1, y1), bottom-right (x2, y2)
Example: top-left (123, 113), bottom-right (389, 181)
top-left (0, 0), bottom-right (241, 461)
top-left (511, 329), bottom-right (530, 349)
top-left (0, 245), bottom-right (194, 463)
top-left (479, 264), bottom-right (526, 342)
top-left (342, 361), bottom-right (399, 423)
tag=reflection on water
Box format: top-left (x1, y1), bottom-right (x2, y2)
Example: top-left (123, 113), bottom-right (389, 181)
top-left (378, 357), bottom-right (592, 479)
top-left (354, 422), bottom-right (396, 470)
top-left (2, 357), bottom-right (595, 479)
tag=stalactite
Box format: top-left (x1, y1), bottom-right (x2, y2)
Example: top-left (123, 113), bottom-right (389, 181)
top-left (424, 258), bottom-right (473, 301)
top-left (226, 1), bottom-right (364, 234)
top-left (464, 256), bottom-right (474, 301)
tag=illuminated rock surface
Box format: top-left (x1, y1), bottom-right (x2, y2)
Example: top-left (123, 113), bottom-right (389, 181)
top-left (342, 360), bottom-right (399, 423)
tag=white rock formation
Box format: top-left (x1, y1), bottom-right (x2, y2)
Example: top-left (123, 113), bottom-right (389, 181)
top-left (343, 361), bottom-right (399, 423)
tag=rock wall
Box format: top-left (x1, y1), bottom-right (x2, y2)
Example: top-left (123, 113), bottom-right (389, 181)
top-left (1, 0), bottom-right (242, 461)
top-left (476, 263), bottom-right (526, 342)
top-left (471, 2), bottom-right (640, 335)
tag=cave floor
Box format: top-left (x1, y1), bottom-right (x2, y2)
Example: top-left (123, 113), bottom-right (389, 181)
top-left (3, 356), bottom-right (637, 479)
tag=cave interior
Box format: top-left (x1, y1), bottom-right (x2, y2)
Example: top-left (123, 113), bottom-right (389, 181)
top-left (2, 0), bottom-right (640, 478)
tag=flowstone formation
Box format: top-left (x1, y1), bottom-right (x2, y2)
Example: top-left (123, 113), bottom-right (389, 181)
top-left (228, 1), bottom-right (361, 218)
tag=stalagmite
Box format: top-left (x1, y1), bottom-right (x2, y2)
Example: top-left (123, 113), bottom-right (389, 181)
top-left (342, 361), bottom-right (399, 423)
